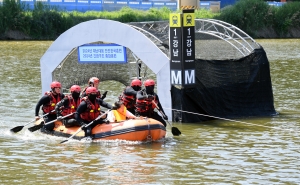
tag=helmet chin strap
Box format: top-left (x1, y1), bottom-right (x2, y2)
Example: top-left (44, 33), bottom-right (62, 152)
top-left (51, 88), bottom-right (56, 94)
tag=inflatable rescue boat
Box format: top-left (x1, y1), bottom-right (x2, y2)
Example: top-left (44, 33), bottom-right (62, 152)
top-left (36, 118), bottom-right (166, 142)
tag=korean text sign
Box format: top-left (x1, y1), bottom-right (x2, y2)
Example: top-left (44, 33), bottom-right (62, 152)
top-left (78, 44), bottom-right (127, 63)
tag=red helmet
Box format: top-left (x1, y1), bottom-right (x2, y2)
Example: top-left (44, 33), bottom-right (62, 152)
top-left (50, 81), bottom-right (61, 89)
top-left (70, 85), bottom-right (81, 93)
top-left (144, 79), bottom-right (155, 87)
top-left (86, 87), bottom-right (98, 95)
top-left (88, 77), bottom-right (100, 85)
top-left (131, 79), bottom-right (142, 87)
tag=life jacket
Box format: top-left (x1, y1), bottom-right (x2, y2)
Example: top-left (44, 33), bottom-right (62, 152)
top-left (120, 88), bottom-right (136, 109)
top-left (136, 94), bottom-right (157, 113)
top-left (112, 106), bottom-right (127, 122)
top-left (61, 95), bottom-right (81, 118)
top-left (42, 91), bottom-right (62, 114)
top-left (80, 97), bottom-right (101, 122)
top-left (81, 86), bottom-right (101, 98)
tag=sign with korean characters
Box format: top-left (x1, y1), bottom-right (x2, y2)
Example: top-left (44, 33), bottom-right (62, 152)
top-left (78, 44), bottom-right (127, 64)
top-left (169, 13), bottom-right (183, 85)
top-left (182, 9), bottom-right (195, 87)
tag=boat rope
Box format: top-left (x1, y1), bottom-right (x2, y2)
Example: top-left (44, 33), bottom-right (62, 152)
top-left (146, 118), bottom-right (152, 142)
top-left (163, 107), bottom-right (298, 133)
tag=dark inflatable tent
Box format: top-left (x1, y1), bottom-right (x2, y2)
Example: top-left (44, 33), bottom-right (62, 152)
top-left (171, 47), bottom-right (277, 123)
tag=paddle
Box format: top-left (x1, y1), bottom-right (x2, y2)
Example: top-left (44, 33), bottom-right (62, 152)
top-left (152, 101), bottom-right (181, 136)
top-left (10, 111), bottom-right (54, 133)
top-left (10, 119), bottom-right (36, 133)
top-left (60, 110), bottom-right (110, 144)
top-left (28, 112), bottom-right (74, 132)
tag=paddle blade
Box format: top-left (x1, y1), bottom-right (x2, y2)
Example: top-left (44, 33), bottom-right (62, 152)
top-left (171, 127), bottom-right (181, 136)
top-left (10, 126), bottom-right (24, 133)
top-left (60, 140), bottom-right (68, 144)
top-left (28, 124), bottom-right (43, 132)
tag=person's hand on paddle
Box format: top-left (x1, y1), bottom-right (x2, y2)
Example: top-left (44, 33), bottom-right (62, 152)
top-left (80, 122), bottom-right (86, 127)
top-left (35, 116), bottom-right (40, 121)
top-left (163, 114), bottom-right (168, 120)
top-left (147, 94), bottom-right (154, 100)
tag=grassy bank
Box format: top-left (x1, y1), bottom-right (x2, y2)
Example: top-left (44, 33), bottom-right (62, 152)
top-left (216, 0), bottom-right (300, 38)
top-left (0, 0), bottom-right (299, 39)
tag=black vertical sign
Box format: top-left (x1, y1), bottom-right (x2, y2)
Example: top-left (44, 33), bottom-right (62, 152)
top-left (169, 13), bottom-right (182, 85)
top-left (182, 9), bottom-right (195, 88)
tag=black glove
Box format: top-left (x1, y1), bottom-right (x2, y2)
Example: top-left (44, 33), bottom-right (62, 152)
top-left (57, 116), bottom-right (63, 121)
top-left (101, 91), bottom-right (108, 100)
top-left (105, 119), bottom-right (110, 124)
top-left (163, 115), bottom-right (168, 120)
top-left (147, 95), bottom-right (154, 100)
top-left (56, 111), bottom-right (62, 118)
top-left (80, 122), bottom-right (86, 127)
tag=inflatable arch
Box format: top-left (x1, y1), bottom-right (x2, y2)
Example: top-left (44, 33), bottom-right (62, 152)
top-left (40, 19), bottom-right (172, 119)
top-left (41, 19), bottom-right (275, 123)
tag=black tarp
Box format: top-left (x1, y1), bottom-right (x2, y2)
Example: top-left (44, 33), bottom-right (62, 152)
top-left (171, 46), bottom-right (277, 123)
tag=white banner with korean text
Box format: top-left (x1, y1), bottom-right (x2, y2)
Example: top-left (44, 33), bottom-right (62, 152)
top-left (78, 44), bottom-right (127, 63)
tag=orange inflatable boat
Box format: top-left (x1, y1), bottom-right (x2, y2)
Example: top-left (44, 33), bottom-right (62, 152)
top-left (37, 118), bottom-right (166, 142)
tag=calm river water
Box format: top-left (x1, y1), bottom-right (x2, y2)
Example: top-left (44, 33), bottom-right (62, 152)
top-left (0, 39), bottom-right (300, 184)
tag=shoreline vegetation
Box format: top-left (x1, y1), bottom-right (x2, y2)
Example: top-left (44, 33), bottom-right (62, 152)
top-left (0, 0), bottom-right (299, 40)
